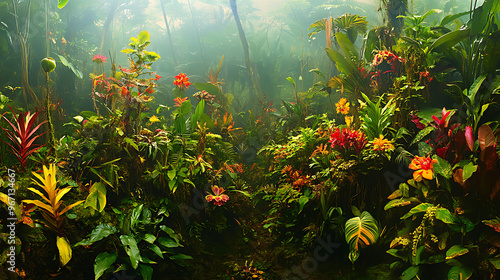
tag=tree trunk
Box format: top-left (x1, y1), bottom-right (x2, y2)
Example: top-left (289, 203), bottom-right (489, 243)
top-left (229, 0), bottom-right (261, 98)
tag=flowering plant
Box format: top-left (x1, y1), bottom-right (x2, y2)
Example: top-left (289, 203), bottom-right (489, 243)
top-left (205, 185), bottom-right (229, 206)
top-left (329, 127), bottom-right (367, 158)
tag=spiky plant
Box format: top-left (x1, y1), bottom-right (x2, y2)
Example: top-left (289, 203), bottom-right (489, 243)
top-left (1, 106), bottom-right (47, 169)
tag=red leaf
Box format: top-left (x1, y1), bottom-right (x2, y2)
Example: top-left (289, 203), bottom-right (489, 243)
top-left (465, 126), bottom-right (474, 151)
top-left (478, 124), bottom-right (496, 151)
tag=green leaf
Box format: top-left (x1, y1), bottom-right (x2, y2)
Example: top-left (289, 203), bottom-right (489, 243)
top-left (149, 244), bottom-right (164, 259)
top-left (335, 32), bottom-right (358, 61)
top-left (139, 264), bottom-right (153, 280)
top-left (462, 162), bottom-right (477, 182)
top-left (94, 252), bottom-right (117, 280)
top-left (345, 211), bottom-right (380, 264)
top-left (433, 155), bottom-right (453, 179)
top-left (121, 48), bottom-right (136, 54)
top-left (57, 0), bottom-right (69, 9)
top-left (158, 237), bottom-right (179, 248)
top-left (84, 181), bottom-right (107, 212)
top-left (446, 245), bottom-right (469, 260)
top-left (298, 195), bottom-right (309, 213)
top-left (488, 256), bottom-right (500, 269)
top-left (191, 99), bottom-right (205, 132)
top-left (435, 208), bottom-right (459, 224)
top-left (401, 265), bottom-right (419, 280)
top-left (439, 11), bottom-right (471, 27)
top-left (137, 31), bottom-right (150, 44)
top-left (286, 77), bottom-right (296, 89)
top-left (410, 126), bottom-right (434, 146)
top-left (130, 204), bottom-right (144, 230)
top-left (429, 29), bottom-right (470, 53)
top-left (75, 224), bottom-right (117, 246)
top-left (384, 197), bottom-right (421, 210)
top-left (326, 48), bottom-right (357, 76)
top-left (143, 234), bottom-right (156, 244)
top-left (401, 203), bottom-right (433, 220)
top-left (56, 54), bottom-right (83, 79)
top-left (120, 235), bottom-right (142, 269)
top-left (447, 265), bottom-right (472, 280)
top-left (57, 236), bottom-right (72, 266)
top-left (170, 253), bottom-right (193, 260)
top-left (123, 137), bottom-right (139, 151)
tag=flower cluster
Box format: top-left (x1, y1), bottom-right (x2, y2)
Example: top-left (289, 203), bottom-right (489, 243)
top-left (205, 185), bottom-right (229, 206)
top-left (409, 156), bottom-right (438, 182)
top-left (174, 97), bottom-right (188, 107)
top-left (92, 54), bottom-right (107, 64)
top-left (281, 165), bottom-right (311, 190)
top-left (371, 135), bottom-right (394, 152)
top-left (328, 127), bottom-right (367, 156)
top-left (173, 73), bottom-right (191, 90)
top-left (335, 98), bottom-right (350, 115)
top-left (371, 50), bottom-right (403, 66)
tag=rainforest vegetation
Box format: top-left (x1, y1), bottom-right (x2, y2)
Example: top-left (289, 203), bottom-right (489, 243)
top-left (0, 0), bottom-right (499, 279)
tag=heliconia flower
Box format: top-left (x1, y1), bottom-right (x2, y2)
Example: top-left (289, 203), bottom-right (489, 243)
top-left (335, 98), bottom-right (350, 115)
top-left (92, 54), bottom-right (107, 64)
top-left (372, 135), bottom-right (394, 151)
top-left (205, 185), bottom-right (229, 206)
top-left (173, 73), bottom-right (191, 90)
top-left (409, 156), bottom-right (438, 182)
top-left (174, 97), bottom-right (188, 107)
top-left (465, 126), bottom-right (474, 151)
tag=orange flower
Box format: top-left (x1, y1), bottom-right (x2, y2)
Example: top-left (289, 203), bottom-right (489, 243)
top-left (173, 73), bottom-right (191, 90)
top-left (372, 135), bottom-right (394, 151)
top-left (336, 98), bottom-right (350, 115)
top-left (409, 156), bottom-right (438, 182)
top-left (174, 97), bottom-right (188, 107)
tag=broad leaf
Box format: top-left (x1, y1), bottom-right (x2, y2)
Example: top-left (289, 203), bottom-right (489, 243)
top-left (57, 236), bottom-right (72, 266)
top-left (137, 31), bottom-right (150, 44)
top-left (345, 211), bottom-right (380, 263)
top-left (94, 252), bottom-right (117, 280)
top-left (401, 203), bottom-right (433, 220)
top-left (433, 155), bottom-right (453, 179)
top-left (84, 182), bottom-right (107, 212)
top-left (139, 264), bottom-right (153, 280)
top-left (75, 224), bottom-right (117, 246)
top-left (335, 32), bottom-right (358, 61)
top-left (429, 29), bottom-right (470, 53)
top-left (120, 235), bottom-right (142, 269)
top-left (446, 245), bottom-right (469, 260)
top-left (448, 265), bottom-right (472, 280)
top-left (401, 265), bottom-right (419, 280)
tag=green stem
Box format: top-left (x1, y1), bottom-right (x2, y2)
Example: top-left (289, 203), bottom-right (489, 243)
top-left (46, 73), bottom-right (56, 149)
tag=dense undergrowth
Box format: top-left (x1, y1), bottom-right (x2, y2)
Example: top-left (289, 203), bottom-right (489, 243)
top-left (1, 0), bottom-right (500, 279)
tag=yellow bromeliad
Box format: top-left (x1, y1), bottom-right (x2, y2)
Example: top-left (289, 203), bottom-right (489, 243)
top-left (372, 135), bottom-right (394, 151)
top-left (23, 164), bottom-right (84, 266)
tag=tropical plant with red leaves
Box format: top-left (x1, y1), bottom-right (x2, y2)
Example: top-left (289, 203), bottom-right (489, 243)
top-left (1, 106), bottom-right (46, 169)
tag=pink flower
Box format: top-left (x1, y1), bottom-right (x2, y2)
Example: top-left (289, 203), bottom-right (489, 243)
top-left (92, 54), bottom-right (107, 64)
top-left (465, 126), bottom-right (474, 151)
top-left (205, 185), bottom-right (229, 206)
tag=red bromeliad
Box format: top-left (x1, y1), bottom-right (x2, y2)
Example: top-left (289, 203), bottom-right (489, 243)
top-left (328, 127), bottom-right (367, 157)
top-left (1, 107), bottom-right (47, 169)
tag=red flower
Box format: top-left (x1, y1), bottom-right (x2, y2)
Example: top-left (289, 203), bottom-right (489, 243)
top-left (173, 73), bottom-right (191, 90)
top-left (92, 54), bottom-right (107, 64)
top-left (174, 97), bottom-right (188, 107)
top-left (155, 74), bottom-right (162, 81)
top-left (205, 185), bottom-right (229, 206)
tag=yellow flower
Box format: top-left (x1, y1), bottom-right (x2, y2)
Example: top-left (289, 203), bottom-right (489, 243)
top-left (149, 115), bottom-right (160, 124)
top-left (345, 116), bottom-right (353, 128)
top-left (336, 98), bottom-right (350, 115)
top-left (139, 156), bottom-right (146, 163)
top-left (409, 156), bottom-right (438, 182)
top-left (372, 135), bottom-right (394, 151)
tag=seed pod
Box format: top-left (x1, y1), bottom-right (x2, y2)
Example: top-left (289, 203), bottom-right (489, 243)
top-left (41, 57), bottom-right (57, 73)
